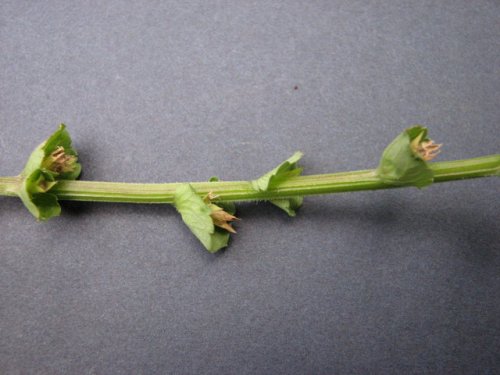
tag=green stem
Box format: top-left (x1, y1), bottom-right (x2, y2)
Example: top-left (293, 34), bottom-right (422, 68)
top-left (0, 155), bottom-right (498, 204)
top-left (430, 154), bottom-right (500, 182)
top-left (0, 176), bottom-right (21, 197)
top-left (54, 169), bottom-right (380, 203)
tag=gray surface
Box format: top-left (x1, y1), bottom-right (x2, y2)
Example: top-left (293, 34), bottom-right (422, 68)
top-left (1, 1), bottom-right (499, 374)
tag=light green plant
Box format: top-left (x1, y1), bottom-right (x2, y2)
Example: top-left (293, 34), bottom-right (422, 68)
top-left (0, 125), bottom-right (498, 252)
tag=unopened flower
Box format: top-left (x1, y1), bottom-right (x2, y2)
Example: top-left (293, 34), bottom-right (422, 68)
top-left (42, 146), bottom-right (78, 174)
top-left (416, 140), bottom-right (442, 161)
top-left (410, 131), bottom-right (442, 161)
top-left (209, 205), bottom-right (239, 233)
top-left (205, 191), bottom-right (239, 233)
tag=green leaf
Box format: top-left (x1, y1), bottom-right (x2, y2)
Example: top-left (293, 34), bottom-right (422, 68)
top-left (269, 196), bottom-right (303, 217)
top-left (173, 184), bottom-right (231, 253)
top-left (30, 193), bottom-right (61, 220)
top-left (376, 126), bottom-right (435, 188)
top-left (18, 125), bottom-right (82, 220)
top-left (252, 151), bottom-right (303, 191)
top-left (252, 152), bottom-right (304, 216)
top-left (18, 169), bottom-right (61, 220)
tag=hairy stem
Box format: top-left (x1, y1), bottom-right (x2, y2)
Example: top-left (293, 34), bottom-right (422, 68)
top-left (0, 155), bottom-right (498, 204)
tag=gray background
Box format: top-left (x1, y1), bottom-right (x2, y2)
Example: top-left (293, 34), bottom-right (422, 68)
top-left (1, 1), bottom-right (499, 374)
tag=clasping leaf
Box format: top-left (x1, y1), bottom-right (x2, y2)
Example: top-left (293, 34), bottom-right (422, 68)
top-left (174, 182), bottom-right (238, 253)
top-left (377, 126), bottom-right (441, 188)
top-left (252, 151), bottom-right (304, 216)
top-left (18, 124), bottom-right (81, 220)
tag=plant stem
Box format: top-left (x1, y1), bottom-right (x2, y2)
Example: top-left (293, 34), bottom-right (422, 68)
top-left (0, 155), bottom-right (498, 204)
top-left (0, 176), bottom-right (21, 197)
